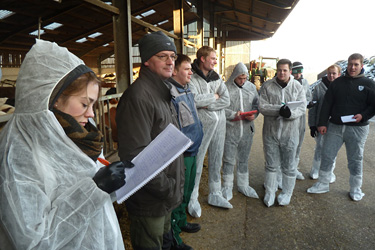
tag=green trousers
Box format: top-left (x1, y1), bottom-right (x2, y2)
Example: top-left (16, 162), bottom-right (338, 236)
top-left (129, 212), bottom-right (171, 250)
top-left (171, 156), bottom-right (197, 245)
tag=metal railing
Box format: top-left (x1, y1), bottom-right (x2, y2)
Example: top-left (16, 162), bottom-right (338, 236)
top-left (96, 93), bottom-right (122, 157)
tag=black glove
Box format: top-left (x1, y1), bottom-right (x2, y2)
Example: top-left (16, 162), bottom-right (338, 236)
top-left (93, 161), bottom-right (128, 194)
top-left (307, 101), bottom-right (316, 109)
top-left (310, 126), bottom-right (318, 138)
top-left (279, 105), bottom-right (291, 118)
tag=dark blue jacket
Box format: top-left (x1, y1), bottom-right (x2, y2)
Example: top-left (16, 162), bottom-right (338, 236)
top-left (169, 78), bottom-right (203, 156)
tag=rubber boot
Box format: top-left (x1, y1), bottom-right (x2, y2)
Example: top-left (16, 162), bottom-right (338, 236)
top-left (264, 171), bottom-right (277, 207)
top-left (307, 170), bottom-right (331, 194)
top-left (349, 175), bottom-right (365, 201)
top-left (221, 174), bottom-right (234, 201)
top-left (277, 175), bottom-right (296, 206)
top-left (309, 158), bottom-right (320, 180)
top-left (237, 172), bottom-right (259, 199)
top-left (208, 181), bottom-right (233, 209)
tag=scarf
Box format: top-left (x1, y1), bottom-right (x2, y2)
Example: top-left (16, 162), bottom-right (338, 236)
top-left (53, 109), bottom-right (103, 161)
top-left (191, 59), bottom-right (220, 82)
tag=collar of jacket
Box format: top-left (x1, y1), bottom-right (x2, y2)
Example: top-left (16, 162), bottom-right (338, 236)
top-left (344, 68), bottom-right (365, 79)
top-left (168, 77), bottom-right (189, 93)
top-left (191, 59), bottom-right (220, 82)
top-left (138, 65), bottom-right (172, 101)
top-left (322, 76), bottom-right (331, 88)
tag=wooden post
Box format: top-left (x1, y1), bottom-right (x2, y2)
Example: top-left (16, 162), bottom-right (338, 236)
top-left (197, 0), bottom-right (203, 48)
top-left (173, 0), bottom-right (184, 54)
top-left (112, 0), bottom-right (132, 93)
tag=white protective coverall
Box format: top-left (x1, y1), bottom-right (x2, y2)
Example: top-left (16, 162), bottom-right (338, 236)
top-left (188, 63), bottom-right (232, 218)
top-left (0, 40), bottom-right (124, 250)
top-left (294, 78), bottom-right (312, 179)
top-left (259, 75), bottom-right (306, 207)
top-left (308, 79), bottom-right (336, 182)
top-left (277, 78), bottom-right (311, 186)
top-left (222, 62), bottom-right (259, 201)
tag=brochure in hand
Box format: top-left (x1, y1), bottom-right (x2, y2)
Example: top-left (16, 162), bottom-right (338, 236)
top-left (231, 110), bottom-right (258, 121)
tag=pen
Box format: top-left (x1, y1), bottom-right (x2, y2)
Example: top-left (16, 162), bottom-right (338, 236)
top-left (98, 157), bottom-right (110, 166)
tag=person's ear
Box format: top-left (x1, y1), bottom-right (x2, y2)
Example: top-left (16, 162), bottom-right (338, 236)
top-left (172, 68), bottom-right (178, 76)
top-left (200, 56), bottom-right (205, 64)
top-left (144, 61), bottom-right (149, 67)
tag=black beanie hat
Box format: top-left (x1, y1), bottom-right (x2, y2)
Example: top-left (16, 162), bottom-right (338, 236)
top-left (139, 31), bottom-right (177, 63)
top-left (292, 61), bottom-right (303, 74)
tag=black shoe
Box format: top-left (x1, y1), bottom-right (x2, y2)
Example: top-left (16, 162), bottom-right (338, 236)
top-left (180, 223), bottom-right (201, 233)
top-left (173, 242), bottom-right (193, 250)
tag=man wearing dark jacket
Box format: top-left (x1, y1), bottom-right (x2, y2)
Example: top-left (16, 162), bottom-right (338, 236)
top-left (116, 31), bottom-right (184, 249)
top-left (307, 53), bottom-right (375, 201)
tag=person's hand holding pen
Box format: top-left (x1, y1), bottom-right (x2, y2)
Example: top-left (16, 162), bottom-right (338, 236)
top-left (93, 158), bottom-right (134, 194)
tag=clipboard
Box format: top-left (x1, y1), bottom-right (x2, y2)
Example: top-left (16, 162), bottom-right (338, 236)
top-left (115, 124), bottom-right (192, 203)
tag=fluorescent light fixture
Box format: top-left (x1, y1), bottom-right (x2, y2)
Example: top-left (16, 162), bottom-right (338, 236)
top-left (104, 1), bottom-right (112, 5)
top-left (29, 30), bottom-right (45, 36)
top-left (157, 20), bottom-right (168, 26)
top-left (43, 22), bottom-right (63, 30)
top-left (103, 43), bottom-right (109, 47)
top-left (88, 32), bottom-right (102, 38)
top-left (0, 10), bottom-right (15, 20)
top-left (141, 9), bottom-right (155, 17)
top-left (135, 15), bottom-right (142, 19)
top-left (76, 38), bottom-right (87, 43)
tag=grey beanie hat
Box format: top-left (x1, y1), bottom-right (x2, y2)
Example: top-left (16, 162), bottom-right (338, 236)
top-left (139, 31), bottom-right (177, 63)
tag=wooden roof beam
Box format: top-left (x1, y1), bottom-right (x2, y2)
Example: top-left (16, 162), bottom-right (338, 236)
top-left (214, 3), bottom-right (281, 24)
top-left (131, 15), bottom-right (198, 49)
top-left (221, 16), bottom-right (274, 34)
top-left (60, 21), bottom-right (113, 45)
top-left (0, 5), bottom-right (83, 45)
top-left (131, 15), bottom-right (179, 40)
top-left (83, 0), bottom-right (120, 15)
top-left (225, 24), bottom-right (268, 39)
top-left (131, 0), bottom-right (166, 15)
top-left (256, 0), bottom-right (294, 10)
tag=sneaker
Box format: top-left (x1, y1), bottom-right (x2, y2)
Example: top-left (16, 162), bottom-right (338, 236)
top-left (180, 223), bottom-right (201, 233)
top-left (173, 242), bottom-right (193, 250)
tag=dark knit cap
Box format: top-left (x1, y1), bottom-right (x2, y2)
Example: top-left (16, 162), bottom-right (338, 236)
top-left (139, 31), bottom-right (177, 63)
top-left (292, 61), bottom-right (303, 74)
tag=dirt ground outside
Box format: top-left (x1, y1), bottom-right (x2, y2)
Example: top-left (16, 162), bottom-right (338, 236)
top-left (111, 114), bottom-right (375, 250)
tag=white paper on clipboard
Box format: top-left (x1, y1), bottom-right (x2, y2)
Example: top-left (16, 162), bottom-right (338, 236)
top-left (286, 101), bottom-right (304, 109)
top-left (116, 123), bottom-right (193, 203)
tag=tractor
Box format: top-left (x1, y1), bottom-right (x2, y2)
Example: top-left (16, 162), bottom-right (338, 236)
top-left (249, 56), bottom-right (279, 91)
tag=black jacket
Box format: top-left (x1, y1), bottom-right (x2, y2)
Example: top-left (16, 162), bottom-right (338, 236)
top-left (318, 70), bottom-right (375, 126)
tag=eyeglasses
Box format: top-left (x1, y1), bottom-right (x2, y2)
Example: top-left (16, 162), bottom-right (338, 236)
top-left (155, 54), bottom-right (178, 62)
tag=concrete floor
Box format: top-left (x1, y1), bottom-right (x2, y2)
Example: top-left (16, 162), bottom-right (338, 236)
top-left (111, 114), bottom-right (375, 249)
